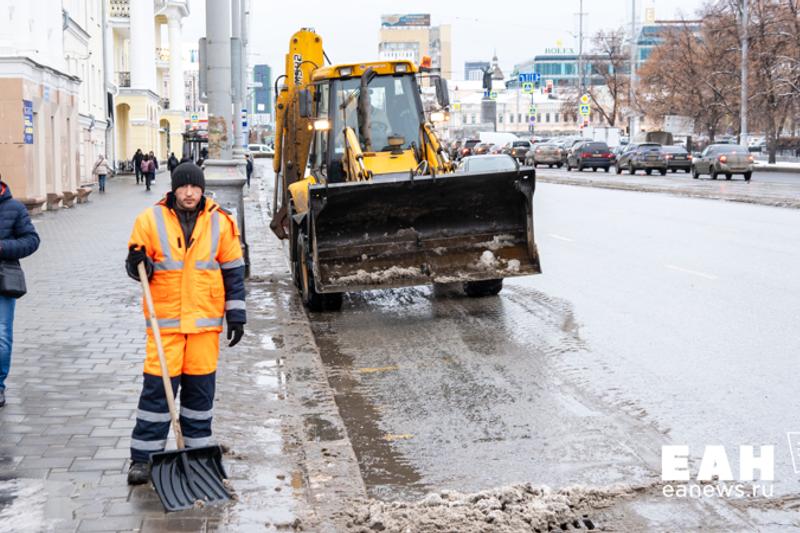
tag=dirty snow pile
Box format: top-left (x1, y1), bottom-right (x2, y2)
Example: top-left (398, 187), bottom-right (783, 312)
top-left (0, 479), bottom-right (48, 532)
top-left (339, 482), bottom-right (645, 533)
top-left (332, 266), bottom-right (422, 285)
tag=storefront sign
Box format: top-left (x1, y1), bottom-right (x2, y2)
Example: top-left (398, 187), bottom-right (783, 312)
top-left (23, 100), bottom-right (33, 144)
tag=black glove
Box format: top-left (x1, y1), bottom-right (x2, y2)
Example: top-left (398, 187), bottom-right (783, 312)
top-left (126, 245), bottom-right (153, 281)
top-left (227, 322), bottom-right (244, 347)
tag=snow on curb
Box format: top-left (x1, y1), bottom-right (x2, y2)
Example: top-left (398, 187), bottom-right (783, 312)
top-left (338, 482), bottom-right (655, 532)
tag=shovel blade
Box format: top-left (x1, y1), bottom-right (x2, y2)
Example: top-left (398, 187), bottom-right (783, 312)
top-left (150, 445), bottom-right (231, 512)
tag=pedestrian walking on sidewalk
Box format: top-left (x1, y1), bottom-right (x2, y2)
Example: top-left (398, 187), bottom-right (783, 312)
top-left (245, 153), bottom-right (253, 188)
top-left (124, 163), bottom-right (246, 484)
top-left (92, 154), bottom-right (111, 193)
top-left (132, 149), bottom-right (144, 185)
top-left (0, 177), bottom-right (41, 408)
top-left (141, 155), bottom-right (155, 191)
top-left (149, 151), bottom-right (159, 182)
top-left (167, 152), bottom-right (179, 176)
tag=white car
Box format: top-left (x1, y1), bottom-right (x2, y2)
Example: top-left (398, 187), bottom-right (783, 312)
top-left (248, 144), bottom-right (274, 157)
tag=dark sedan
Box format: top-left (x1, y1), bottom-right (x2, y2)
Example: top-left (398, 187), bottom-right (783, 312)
top-left (566, 141), bottom-right (615, 172)
top-left (662, 145), bottom-right (692, 173)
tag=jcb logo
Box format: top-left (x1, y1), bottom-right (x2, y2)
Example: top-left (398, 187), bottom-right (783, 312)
top-left (293, 54), bottom-right (303, 84)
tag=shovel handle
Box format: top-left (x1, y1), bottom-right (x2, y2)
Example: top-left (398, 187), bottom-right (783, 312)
top-left (138, 262), bottom-right (185, 450)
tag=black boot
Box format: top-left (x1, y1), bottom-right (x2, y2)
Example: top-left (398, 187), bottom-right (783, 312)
top-left (127, 461), bottom-right (150, 485)
top-left (0, 389), bottom-right (5, 407)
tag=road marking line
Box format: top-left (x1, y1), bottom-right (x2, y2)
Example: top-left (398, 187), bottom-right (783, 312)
top-left (665, 264), bottom-right (718, 280)
top-left (549, 233), bottom-right (574, 242)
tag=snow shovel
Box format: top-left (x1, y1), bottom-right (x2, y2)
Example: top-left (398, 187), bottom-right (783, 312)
top-left (137, 263), bottom-right (232, 512)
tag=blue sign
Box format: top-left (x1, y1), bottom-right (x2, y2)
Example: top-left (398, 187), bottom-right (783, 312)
top-left (579, 104), bottom-right (591, 116)
top-left (22, 100), bottom-right (33, 144)
top-left (518, 72), bottom-right (541, 83)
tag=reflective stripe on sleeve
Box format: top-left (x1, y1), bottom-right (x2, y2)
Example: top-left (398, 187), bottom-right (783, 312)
top-left (220, 258), bottom-right (245, 269)
top-left (225, 300), bottom-right (246, 311)
top-left (180, 406), bottom-right (213, 420)
top-left (136, 409), bottom-right (172, 423)
top-left (130, 438), bottom-right (167, 451)
top-left (195, 317), bottom-right (224, 328)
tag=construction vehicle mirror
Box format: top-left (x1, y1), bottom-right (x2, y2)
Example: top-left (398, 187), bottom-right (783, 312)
top-left (434, 76), bottom-right (450, 109)
top-left (299, 89), bottom-right (313, 118)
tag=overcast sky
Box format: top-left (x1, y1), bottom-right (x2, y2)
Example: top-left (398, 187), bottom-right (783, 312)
top-left (182, 0), bottom-right (708, 80)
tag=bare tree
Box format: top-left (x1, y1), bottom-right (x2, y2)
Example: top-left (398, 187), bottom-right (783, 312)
top-left (561, 29), bottom-right (629, 128)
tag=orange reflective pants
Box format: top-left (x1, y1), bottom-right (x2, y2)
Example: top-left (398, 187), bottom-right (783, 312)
top-left (143, 331), bottom-right (220, 377)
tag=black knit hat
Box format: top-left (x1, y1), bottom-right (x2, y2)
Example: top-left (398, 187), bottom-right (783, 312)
top-left (171, 162), bottom-right (205, 192)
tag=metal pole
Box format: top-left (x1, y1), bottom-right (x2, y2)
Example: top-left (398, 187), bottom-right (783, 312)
top-left (231, 0), bottom-right (243, 158)
top-left (578, 0), bottom-right (584, 93)
top-left (629, 0), bottom-right (637, 136)
top-left (740, 0), bottom-right (748, 146)
top-left (205, 0), bottom-right (232, 160)
top-left (241, 0), bottom-right (249, 147)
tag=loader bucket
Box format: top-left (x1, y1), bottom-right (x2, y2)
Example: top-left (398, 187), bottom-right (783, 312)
top-left (307, 168), bottom-right (541, 293)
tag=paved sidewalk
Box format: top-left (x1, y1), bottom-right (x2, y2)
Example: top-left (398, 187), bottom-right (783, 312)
top-left (0, 170), bottom-right (362, 532)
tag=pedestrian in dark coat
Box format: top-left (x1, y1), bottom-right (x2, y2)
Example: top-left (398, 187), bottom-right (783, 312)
top-left (0, 179), bottom-right (41, 407)
top-left (245, 153), bottom-right (253, 188)
top-left (132, 149), bottom-right (144, 184)
top-left (167, 153), bottom-right (179, 175)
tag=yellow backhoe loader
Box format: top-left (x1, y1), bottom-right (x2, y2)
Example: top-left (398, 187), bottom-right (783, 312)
top-left (270, 29), bottom-right (541, 311)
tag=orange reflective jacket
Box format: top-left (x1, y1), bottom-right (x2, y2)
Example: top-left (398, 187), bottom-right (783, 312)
top-left (129, 196), bottom-right (244, 334)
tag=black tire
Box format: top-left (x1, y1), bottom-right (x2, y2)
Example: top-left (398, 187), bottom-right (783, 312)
top-left (629, 163), bottom-right (635, 175)
top-left (557, 163), bottom-right (563, 168)
top-left (616, 164), bottom-right (622, 174)
top-left (549, 164), bottom-right (554, 168)
top-left (692, 166), bottom-right (700, 179)
top-left (577, 163), bottom-right (584, 172)
top-left (711, 168), bottom-right (718, 180)
top-left (592, 167), bottom-right (598, 172)
top-left (297, 233), bottom-right (343, 312)
top-left (725, 173), bottom-right (732, 180)
top-left (671, 168), bottom-right (677, 173)
top-left (532, 162), bottom-right (538, 168)
top-left (685, 168), bottom-right (691, 173)
top-left (566, 163), bottom-right (572, 171)
top-left (604, 166), bottom-right (610, 173)
top-left (464, 279), bottom-right (503, 297)
top-left (744, 171), bottom-right (752, 181)
top-left (646, 169), bottom-right (653, 175)
top-left (660, 169), bottom-right (667, 176)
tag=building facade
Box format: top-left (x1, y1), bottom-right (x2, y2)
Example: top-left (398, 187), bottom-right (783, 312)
top-left (464, 61), bottom-right (489, 82)
top-left (378, 14), bottom-right (452, 79)
top-left (0, 0), bottom-right (82, 212)
top-left (108, 0), bottom-right (190, 165)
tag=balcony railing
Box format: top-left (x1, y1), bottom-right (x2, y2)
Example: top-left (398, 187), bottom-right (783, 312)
top-left (117, 71), bottom-right (130, 88)
top-left (109, 0), bottom-right (129, 18)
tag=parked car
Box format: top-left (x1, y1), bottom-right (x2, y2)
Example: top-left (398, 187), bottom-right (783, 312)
top-left (662, 145), bottom-right (692, 173)
top-left (691, 144), bottom-right (754, 181)
top-left (525, 143), bottom-right (563, 168)
top-left (489, 144), bottom-right (505, 155)
top-left (458, 139), bottom-right (481, 159)
top-left (456, 154), bottom-right (519, 173)
top-left (615, 143), bottom-right (667, 175)
top-left (503, 140), bottom-right (532, 162)
top-left (473, 143), bottom-right (494, 155)
top-left (566, 141), bottom-right (615, 172)
top-left (248, 143), bottom-right (274, 158)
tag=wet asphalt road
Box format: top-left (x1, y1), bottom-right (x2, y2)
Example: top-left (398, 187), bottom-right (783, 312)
top-left (537, 165), bottom-right (800, 186)
top-left (302, 175), bottom-right (800, 524)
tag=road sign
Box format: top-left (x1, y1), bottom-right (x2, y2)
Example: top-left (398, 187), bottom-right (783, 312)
top-left (522, 82), bottom-right (534, 94)
top-left (580, 93), bottom-right (590, 105)
top-left (579, 104), bottom-right (590, 116)
top-left (518, 72), bottom-right (541, 83)
top-left (490, 91), bottom-right (498, 100)
top-left (452, 102), bottom-right (461, 111)
top-left (529, 105), bottom-right (537, 114)
top-left (529, 115), bottom-right (536, 124)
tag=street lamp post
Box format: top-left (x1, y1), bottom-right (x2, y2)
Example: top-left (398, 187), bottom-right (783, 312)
top-left (740, 0), bottom-right (749, 147)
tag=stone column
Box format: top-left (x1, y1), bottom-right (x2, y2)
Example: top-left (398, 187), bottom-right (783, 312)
top-left (168, 17), bottom-right (184, 111)
top-left (130, 0), bottom-right (156, 92)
